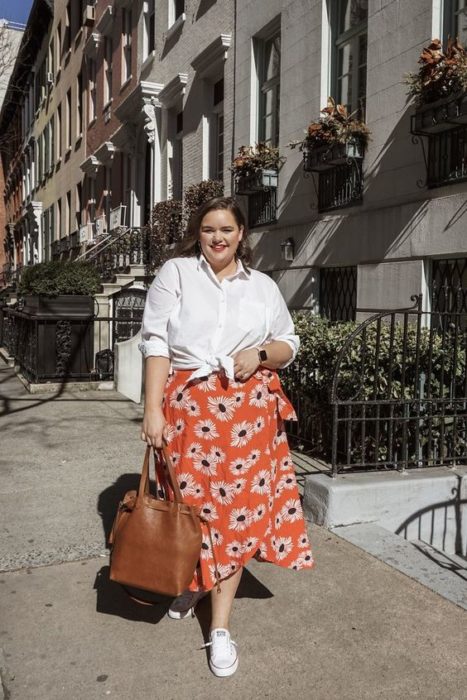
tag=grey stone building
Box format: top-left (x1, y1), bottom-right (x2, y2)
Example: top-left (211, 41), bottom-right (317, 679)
top-left (233, 0), bottom-right (467, 320)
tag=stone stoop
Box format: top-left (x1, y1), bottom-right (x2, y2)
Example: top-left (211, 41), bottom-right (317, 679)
top-left (331, 523), bottom-right (467, 611)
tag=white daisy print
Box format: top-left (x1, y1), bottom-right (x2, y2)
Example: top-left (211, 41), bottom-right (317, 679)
top-left (229, 457), bottom-right (252, 476)
top-left (240, 537), bottom-right (259, 554)
top-left (209, 563), bottom-right (232, 580)
top-left (280, 498), bottom-right (303, 523)
top-left (175, 418), bottom-right (185, 434)
top-left (245, 449), bottom-right (261, 466)
top-left (280, 456), bottom-right (292, 471)
top-left (209, 446), bottom-right (226, 464)
top-left (252, 504), bottom-right (266, 522)
top-left (211, 480), bottom-right (237, 505)
top-left (253, 416), bottom-right (266, 434)
top-left (273, 425), bottom-right (288, 447)
top-left (230, 421), bottom-right (255, 448)
top-left (185, 441), bottom-right (203, 459)
top-left (296, 550), bottom-right (313, 567)
top-left (249, 383), bottom-right (268, 408)
top-left (201, 534), bottom-right (213, 560)
top-left (229, 507), bottom-right (251, 532)
top-left (170, 452), bottom-right (181, 467)
top-left (197, 375), bottom-right (217, 392)
top-left (193, 451), bottom-right (218, 476)
top-left (169, 385), bottom-right (188, 410)
top-left (251, 469), bottom-right (271, 495)
top-left (164, 424), bottom-right (176, 444)
top-left (200, 501), bottom-right (219, 522)
top-left (298, 534), bottom-right (309, 549)
top-left (290, 557), bottom-right (305, 571)
top-left (193, 483), bottom-right (205, 499)
top-left (210, 528), bottom-right (224, 547)
top-left (275, 512), bottom-right (284, 529)
top-left (272, 536), bottom-right (293, 561)
top-left (194, 419), bottom-right (219, 441)
top-left (233, 391), bottom-right (245, 407)
top-left (234, 478), bottom-right (247, 495)
top-left (207, 395), bottom-right (236, 422)
top-left (275, 479), bottom-right (286, 497)
top-left (177, 472), bottom-right (198, 498)
top-left (271, 459), bottom-right (278, 479)
top-left (185, 399), bottom-right (201, 417)
top-left (281, 474), bottom-right (296, 490)
top-left (257, 541), bottom-right (268, 559)
top-left (226, 541), bottom-right (243, 558)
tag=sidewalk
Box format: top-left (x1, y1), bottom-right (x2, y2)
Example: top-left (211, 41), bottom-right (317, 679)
top-left (1, 364), bottom-right (466, 699)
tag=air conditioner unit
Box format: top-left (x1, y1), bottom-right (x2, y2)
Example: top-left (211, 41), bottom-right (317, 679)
top-left (79, 222), bottom-right (95, 243)
top-left (83, 4), bottom-right (95, 26)
top-left (47, 72), bottom-right (54, 85)
top-left (109, 205), bottom-right (127, 231)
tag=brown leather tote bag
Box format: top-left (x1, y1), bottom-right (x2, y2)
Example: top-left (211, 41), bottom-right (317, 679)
top-left (109, 445), bottom-right (212, 598)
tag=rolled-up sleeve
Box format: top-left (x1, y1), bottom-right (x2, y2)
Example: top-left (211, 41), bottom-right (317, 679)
top-left (138, 260), bottom-right (180, 358)
top-left (269, 281), bottom-right (300, 368)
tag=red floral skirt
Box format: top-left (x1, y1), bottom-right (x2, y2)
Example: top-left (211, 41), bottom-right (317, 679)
top-left (163, 368), bottom-right (314, 592)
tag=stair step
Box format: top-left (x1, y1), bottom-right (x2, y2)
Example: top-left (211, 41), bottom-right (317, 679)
top-left (331, 523), bottom-right (467, 610)
top-left (129, 264), bottom-right (146, 277)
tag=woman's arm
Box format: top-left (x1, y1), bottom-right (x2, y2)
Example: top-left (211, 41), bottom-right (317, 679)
top-left (141, 357), bottom-right (171, 448)
top-left (232, 341), bottom-right (292, 380)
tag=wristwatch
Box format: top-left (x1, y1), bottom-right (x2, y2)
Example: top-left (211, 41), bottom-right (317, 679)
top-left (256, 346), bottom-right (268, 363)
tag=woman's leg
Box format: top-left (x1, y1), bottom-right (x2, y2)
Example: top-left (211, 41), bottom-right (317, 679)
top-left (210, 567), bottom-right (243, 630)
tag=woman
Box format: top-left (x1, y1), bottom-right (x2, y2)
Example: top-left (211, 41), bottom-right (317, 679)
top-left (139, 196), bottom-right (313, 678)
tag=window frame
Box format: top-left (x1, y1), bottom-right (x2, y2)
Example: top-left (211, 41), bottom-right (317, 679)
top-left (121, 8), bottom-right (132, 84)
top-left (443, 0), bottom-right (467, 44)
top-left (104, 37), bottom-right (113, 106)
top-left (256, 27), bottom-right (281, 147)
top-left (143, 0), bottom-right (155, 59)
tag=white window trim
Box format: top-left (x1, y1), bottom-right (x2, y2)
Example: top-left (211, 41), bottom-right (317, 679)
top-left (320, 0), bottom-right (332, 109)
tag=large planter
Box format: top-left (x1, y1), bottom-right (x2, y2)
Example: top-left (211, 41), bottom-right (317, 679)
top-left (303, 139), bottom-right (364, 172)
top-left (22, 295), bottom-right (94, 318)
top-left (235, 169), bottom-right (278, 194)
top-left (9, 296), bottom-right (95, 383)
top-left (411, 91), bottom-right (467, 134)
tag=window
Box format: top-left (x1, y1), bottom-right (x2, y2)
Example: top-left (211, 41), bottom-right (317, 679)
top-left (66, 190), bottom-right (71, 235)
top-left (88, 58), bottom-right (97, 123)
top-left (122, 9), bottom-right (132, 83)
top-left (169, 0), bottom-right (185, 25)
top-left (331, 0), bottom-right (368, 119)
top-left (76, 182), bottom-right (82, 230)
top-left (444, 0), bottom-right (467, 44)
top-left (48, 37), bottom-right (55, 78)
top-left (257, 29), bottom-right (281, 146)
top-left (64, 2), bottom-right (71, 55)
top-left (57, 198), bottom-right (62, 239)
top-left (210, 78), bottom-right (224, 181)
top-left (104, 37), bottom-right (113, 105)
top-left (49, 116), bottom-right (54, 171)
top-left (56, 23), bottom-right (62, 70)
top-left (319, 266), bottom-right (357, 322)
top-left (76, 72), bottom-right (83, 137)
top-left (38, 131), bottom-right (44, 182)
top-left (143, 0), bottom-right (155, 59)
top-left (66, 89), bottom-right (72, 149)
top-left (170, 110), bottom-right (183, 199)
top-left (432, 258), bottom-right (467, 315)
top-left (57, 104), bottom-right (62, 160)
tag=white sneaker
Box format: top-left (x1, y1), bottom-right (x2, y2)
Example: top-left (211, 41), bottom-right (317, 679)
top-left (205, 628), bottom-right (238, 677)
top-left (167, 590), bottom-right (207, 619)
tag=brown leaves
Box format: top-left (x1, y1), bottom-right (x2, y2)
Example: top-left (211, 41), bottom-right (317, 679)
top-left (408, 36), bottom-right (467, 105)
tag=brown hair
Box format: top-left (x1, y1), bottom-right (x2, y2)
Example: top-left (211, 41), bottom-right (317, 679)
top-left (173, 196), bottom-right (252, 267)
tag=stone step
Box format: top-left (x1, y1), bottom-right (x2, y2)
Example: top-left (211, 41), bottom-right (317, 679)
top-left (129, 264), bottom-right (146, 278)
top-left (331, 522), bottom-right (467, 610)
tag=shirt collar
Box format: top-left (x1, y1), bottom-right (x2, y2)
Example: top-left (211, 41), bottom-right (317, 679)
top-left (197, 253), bottom-right (250, 280)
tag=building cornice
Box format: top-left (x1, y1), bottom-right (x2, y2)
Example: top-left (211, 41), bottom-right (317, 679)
top-left (191, 34), bottom-right (232, 77)
top-left (96, 5), bottom-right (113, 37)
top-left (80, 155), bottom-right (101, 178)
top-left (158, 73), bottom-right (188, 108)
top-left (114, 81), bottom-right (164, 123)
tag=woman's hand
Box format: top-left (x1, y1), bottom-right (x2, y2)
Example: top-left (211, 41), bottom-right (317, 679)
top-left (232, 348), bottom-right (260, 382)
top-left (141, 406), bottom-right (167, 448)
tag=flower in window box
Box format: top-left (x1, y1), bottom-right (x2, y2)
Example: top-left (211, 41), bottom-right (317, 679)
top-left (231, 143), bottom-right (285, 193)
top-left (406, 37), bottom-right (467, 108)
top-left (288, 98), bottom-right (370, 172)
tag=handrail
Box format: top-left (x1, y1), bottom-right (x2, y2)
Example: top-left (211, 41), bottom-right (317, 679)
top-left (76, 226), bottom-right (144, 263)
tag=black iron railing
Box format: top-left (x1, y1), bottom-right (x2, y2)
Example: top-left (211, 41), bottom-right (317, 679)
top-left (318, 160), bottom-right (363, 211)
top-left (82, 227), bottom-right (150, 281)
top-left (426, 124), bottom-right (467, 187)
top-left (283, 297), bottom-right (467, 476)
top-left (432, 258), bottom-right (467, 316)
top-left (1, 306), bottom-right (143, 383)
top-left (248, 188), bottom-right (277, 228)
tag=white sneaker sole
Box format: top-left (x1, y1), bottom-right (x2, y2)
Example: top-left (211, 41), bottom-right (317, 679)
top-left (167, 606), bottom-right (195, 620)
top-left (209, 656), bottom-right (239, 678)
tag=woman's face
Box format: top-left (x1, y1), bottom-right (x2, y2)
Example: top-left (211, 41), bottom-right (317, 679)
top-left (199, 209), bottom-right (244, 272)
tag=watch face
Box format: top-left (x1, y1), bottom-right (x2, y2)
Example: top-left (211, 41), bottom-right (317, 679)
top-left (259, 349), bottom-right (268, 362)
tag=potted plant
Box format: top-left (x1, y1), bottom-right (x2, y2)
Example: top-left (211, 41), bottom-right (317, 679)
top-left (231, 142), bottom-right (286, 194)
top-left (288, 97), bottom-right (371, 172)
top-left (18, 260), bottom-right (100, 316)
top-left (406, 38), bottom-right (467, 133)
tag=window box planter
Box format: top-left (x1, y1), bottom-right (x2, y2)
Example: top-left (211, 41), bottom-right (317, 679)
top-left (22, 295), bottom-right (94, 318)
top-left (235, 169), bottom-right (278, 194)
top-left (303, 139), bottom-right (364, 172)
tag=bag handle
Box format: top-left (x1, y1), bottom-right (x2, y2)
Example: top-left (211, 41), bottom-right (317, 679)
top-left (138, 444), bottom-right (184, 503)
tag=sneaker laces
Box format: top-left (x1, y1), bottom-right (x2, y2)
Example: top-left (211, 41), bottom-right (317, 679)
top-left (201, 631), bottom-right (237, 652)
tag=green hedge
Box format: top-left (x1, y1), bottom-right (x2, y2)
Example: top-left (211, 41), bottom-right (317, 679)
top-left (18, 261), bottom-right (101, 297)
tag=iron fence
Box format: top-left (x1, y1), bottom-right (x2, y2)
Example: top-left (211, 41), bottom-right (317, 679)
top-left (427, 125), bottom-right (467, 188)
top-left (0, 306), bottom-right (143, 383)
top-left (318, 160), bottom-right (363, 212)
top-left (248, 188), bottom-right (277, 228)
top-left (284, 297), bottom-right (467, 475)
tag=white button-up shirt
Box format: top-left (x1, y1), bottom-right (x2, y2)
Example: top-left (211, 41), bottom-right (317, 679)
top-left (138, 255), bottom-right (299, 381)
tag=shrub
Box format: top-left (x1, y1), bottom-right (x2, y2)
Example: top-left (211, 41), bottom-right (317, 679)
top-left (282, 312), bottom-right (466, 465)
top-left (18, 261), bottom-right (101, 297)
